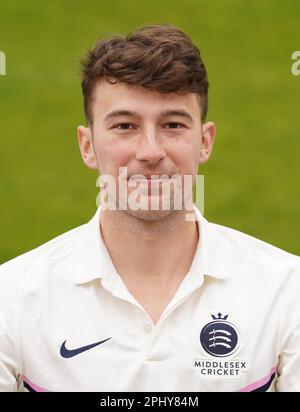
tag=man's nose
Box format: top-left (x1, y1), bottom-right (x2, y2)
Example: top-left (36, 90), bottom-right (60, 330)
top-left (135, 132), bottom-right (166, 164)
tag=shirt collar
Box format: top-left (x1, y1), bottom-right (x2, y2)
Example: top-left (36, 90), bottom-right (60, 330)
top-left (74, 206), bottom-right (228, 285)
top-left (190, 207), bottom-right (228, 281)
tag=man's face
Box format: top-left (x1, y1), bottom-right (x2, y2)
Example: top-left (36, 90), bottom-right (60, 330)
top-left (78, 79), bottom-right (215, 221)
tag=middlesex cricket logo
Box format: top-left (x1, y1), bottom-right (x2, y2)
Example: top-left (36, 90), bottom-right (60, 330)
top-left (200, 313), bottom-right (240, 357)
top-left (194, 313), bottom-right (248, 378)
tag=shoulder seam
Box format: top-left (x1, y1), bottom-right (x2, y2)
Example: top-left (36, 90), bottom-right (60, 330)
top-left (221, 247), bottom-right (282, 274)
top-left (19, 250), bottom-right (75, 292)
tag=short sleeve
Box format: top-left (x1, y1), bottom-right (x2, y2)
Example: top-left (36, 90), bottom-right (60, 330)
top-left (276, 261), bottom-right (300, 392)
top-left (0, 264), bottom-right (21, 392)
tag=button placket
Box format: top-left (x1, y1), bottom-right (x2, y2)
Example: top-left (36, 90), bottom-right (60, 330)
top-left (143, 323), bottom-right (152, 334)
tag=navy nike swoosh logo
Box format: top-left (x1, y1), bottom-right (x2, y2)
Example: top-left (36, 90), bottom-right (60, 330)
top-left (60, 337), bottom-right (112, 358)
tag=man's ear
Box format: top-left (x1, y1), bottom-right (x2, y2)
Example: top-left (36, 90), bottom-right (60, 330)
top-left (77, 125), bottom-right (98, 170)
top-left (198, 121), bottom-right (216, 165)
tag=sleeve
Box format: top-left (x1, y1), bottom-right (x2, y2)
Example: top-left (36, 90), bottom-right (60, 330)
top-left (276, 261), bottom-right (300, 392)
top-left (0, 263), bottom-right (22, 392)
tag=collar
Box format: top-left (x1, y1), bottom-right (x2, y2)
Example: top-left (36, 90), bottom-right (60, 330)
top-left (74, 206), bottom-right (229, 285)
top-left (189, 207), bottom-right (228, 282)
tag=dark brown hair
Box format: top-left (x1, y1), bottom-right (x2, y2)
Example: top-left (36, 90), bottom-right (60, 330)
top-left (80, 24), bottom-right (209, 125)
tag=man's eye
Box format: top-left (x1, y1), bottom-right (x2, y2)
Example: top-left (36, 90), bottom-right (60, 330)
top-left (114, 123), bottom-right (135, 130)
top-left (165, 123), bottom-right (185, 129)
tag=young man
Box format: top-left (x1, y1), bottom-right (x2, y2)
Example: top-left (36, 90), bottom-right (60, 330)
top-left (0, 24), bottom-right (299, 392)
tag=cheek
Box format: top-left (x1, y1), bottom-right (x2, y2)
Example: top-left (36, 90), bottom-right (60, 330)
top-left (168, 139), bottom-right (201, 174)
top-left (95, 140), bottom-right (133, 174)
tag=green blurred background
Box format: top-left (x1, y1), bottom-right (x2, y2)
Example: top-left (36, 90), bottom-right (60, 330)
top-left (0, 0), bottom-right (299, 263)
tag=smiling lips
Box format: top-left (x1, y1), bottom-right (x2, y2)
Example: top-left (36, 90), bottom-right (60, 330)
top-left (129, 176), bottom-right (171, 185)
top-left (128, 173), bottom-right (175, 183)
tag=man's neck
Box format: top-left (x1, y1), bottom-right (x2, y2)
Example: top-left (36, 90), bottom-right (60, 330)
top-left (99, 209), bottom-right (199, 324)
top-left (100, 209), bottom-right (199, 281)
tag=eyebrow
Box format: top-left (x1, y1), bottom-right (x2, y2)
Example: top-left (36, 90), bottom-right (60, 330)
top-left (104, 110), bottom-right (138, 122)
top-left (160, 110), bottom-right (194, 123)
top-left (104, 109), bottom-right (194, 123)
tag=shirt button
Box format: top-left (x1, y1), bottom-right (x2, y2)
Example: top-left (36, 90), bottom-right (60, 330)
top-left (143, 324), bottom-right (152, 333)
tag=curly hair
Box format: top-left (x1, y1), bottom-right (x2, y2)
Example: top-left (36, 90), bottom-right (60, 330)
top-left (80, 24), bottom-right (209, 125)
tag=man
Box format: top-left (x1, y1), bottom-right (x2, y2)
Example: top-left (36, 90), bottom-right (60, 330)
top-left (0, 24), bottom-right (299, 392)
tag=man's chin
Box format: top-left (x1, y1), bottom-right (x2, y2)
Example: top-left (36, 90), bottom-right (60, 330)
top-left (123, 208), bottom-right (178, 222)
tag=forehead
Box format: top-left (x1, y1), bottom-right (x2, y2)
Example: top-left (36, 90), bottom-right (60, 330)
top-left (92, 79), bottom-right (201, 120)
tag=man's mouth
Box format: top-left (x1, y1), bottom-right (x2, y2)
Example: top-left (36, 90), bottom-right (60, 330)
top-left (127, 175), bottom-right (174, 185)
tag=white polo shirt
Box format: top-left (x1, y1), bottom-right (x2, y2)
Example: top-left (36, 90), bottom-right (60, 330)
top-left (0, 206), bottom-right (300, 392)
